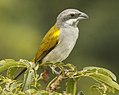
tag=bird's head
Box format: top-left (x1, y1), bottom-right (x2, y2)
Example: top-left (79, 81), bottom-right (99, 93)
top-left (56, 9), bottom-right (88, 27)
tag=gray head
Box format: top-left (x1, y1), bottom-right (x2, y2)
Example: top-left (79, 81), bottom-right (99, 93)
top-left (56, 9), bottom-right (88, 26)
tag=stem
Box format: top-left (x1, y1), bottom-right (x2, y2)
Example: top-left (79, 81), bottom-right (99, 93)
top-left (46, 74), bottom-right (64, 92)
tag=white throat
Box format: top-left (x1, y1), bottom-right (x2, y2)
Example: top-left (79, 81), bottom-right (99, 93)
top-left (65, 19), bottom-right (79, 26)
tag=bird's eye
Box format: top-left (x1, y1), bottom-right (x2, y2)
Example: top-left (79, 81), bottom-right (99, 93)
top-left (78, 13), bottom-right (81, 16)
top-left (70, 13), bottom-right (75, 17)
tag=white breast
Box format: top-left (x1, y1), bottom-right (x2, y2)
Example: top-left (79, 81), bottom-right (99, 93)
top-left (42, 26), bottom-right (79, 63)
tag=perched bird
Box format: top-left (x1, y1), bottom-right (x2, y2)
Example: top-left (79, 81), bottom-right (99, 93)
top-left (34, 9), bottom-right (88, 81)
top-left (14, 9), bottom-right (88, 80)
top-left (34, 9), bottom-right (88, 64)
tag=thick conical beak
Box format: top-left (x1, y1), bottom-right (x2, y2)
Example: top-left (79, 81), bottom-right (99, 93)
top-left (78, 12), bottom-right (89, 20)
top-left (80, 12), bottom-right (89, 19)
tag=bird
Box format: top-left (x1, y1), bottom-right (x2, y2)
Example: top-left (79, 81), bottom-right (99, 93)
top-left (14, 9), bottom-right (88, 80)
top-left (34, 9), bottom-right (88, 64)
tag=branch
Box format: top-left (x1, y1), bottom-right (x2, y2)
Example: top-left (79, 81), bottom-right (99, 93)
top-left (46, 74), bottom-right (64, 92)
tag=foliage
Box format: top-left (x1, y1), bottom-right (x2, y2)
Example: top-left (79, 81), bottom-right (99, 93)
top-left (0, 59), bottom-right (119, 95)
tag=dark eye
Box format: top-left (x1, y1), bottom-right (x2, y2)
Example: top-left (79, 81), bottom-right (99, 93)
top-left (78, 13), bottom-right (81, 16)
top-left (70, 13), bottom-right (75, 17)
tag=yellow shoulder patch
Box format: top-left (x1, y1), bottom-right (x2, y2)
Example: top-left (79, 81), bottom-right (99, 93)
top-left (52, 27), bottom-right (60, 37)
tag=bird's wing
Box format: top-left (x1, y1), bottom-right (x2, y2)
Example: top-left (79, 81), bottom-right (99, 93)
top-left (34, 25), bottom-right (60, 63)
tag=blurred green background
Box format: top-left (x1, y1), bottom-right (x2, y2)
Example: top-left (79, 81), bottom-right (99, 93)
top-left (0, 0), bottom-right (119, 94)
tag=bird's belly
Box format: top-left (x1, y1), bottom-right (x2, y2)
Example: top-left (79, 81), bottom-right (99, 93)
top-left (42, 27), bottom-right (79, 63)
top-left (42, 41), bottom-right (75, 63)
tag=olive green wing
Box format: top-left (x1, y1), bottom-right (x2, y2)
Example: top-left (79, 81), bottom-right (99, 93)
top-left (34, 26), bottom-right (60, 63)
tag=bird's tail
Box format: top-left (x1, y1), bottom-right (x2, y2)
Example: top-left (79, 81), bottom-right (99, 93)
top-left (13, 68), bottom-right (27, 80)
top-left (14, 59), bottom-right (36, 80)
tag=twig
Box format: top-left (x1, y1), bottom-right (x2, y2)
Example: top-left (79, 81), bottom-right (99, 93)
top-left (46, 74), bottom-right (64, 92)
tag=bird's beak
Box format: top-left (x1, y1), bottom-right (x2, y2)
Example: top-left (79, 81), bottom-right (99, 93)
top-left (78, 12), bottom-right (89, 20)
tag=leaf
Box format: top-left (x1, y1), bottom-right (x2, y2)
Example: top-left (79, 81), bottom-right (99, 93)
top-left (88, 72), bottom-right (119, 91)
top-left (51, 92), bottom-right (62, 95)
top-left (35, 90), bottom-right (49, 95)
top-left (79, 67), bottom-right (119, 93)
top-left (25, 89), bottom-right (37, 94)
top-left (9, 81), bottom-right (22, 91)
top-left (35, 90), bottom-right (62, 95)
top-left (7, 67), bottom-right (18, 79)
top-left (0, 59), bottom-right (28, 73)
top-left (66, 78), bottom-right (77, 95)
top-left (106, 85), bottom-right (115, 93)
top-left (90, 83), bottom-right (108, 95)
top-left (23, 68), bottom-right (34, 91)
top-left (83, 66), bottom-right (117, 81)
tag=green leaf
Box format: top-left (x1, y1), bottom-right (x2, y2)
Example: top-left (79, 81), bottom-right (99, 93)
top-left (90, 83), bottom-right (107, 95)
top-left (35, 90), bottom-right (49, 95)
top-left (0, 59), bottom-right (28, 73)
top-left (66, 78), bottom-right (77, 95)
top-left (9, 81), bottom-right (22, 91)
top-left (51, 92), bottom-right (62, 95)
top-left (35, 90), bottom-right (62, 95)
top-left (7, 67), bottom-right (18, 79)
top-left (25, 89), bottom-right (37, 94)
top-left (23, 68), bottom-right (34, 91)
top-left (83, 66), bottom-right (117, 81)
top-left (89, 72), bottom-right (119, 91)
